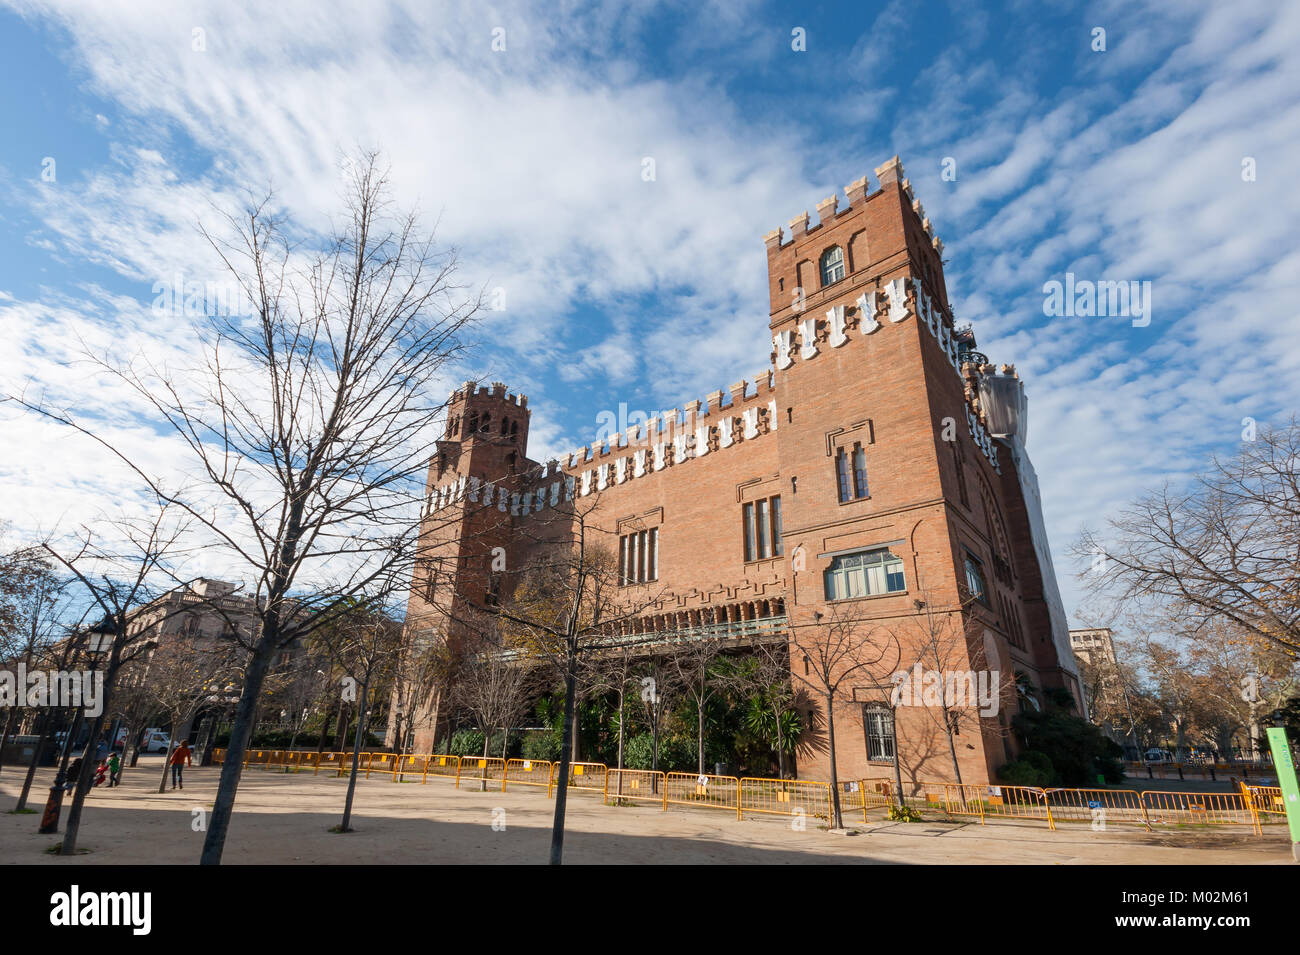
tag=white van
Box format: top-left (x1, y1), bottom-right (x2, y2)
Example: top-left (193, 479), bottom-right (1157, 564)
top-left (1144, 748), bottom-right (1174, 763)
top-left (141, 731), bottom-right (171, 754)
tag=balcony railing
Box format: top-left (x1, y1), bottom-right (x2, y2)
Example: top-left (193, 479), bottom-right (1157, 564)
top-left (598, 614), bottom-right (789, 650)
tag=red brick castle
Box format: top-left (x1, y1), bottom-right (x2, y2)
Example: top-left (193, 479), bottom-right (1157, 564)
top-left (401, 156), bottom-right (1082, 787)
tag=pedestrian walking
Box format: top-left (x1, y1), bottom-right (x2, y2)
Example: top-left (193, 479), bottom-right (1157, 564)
top-left (107, 751), bottom-right (121, 787)
top-left (169, 740), bottom-right (192, 790)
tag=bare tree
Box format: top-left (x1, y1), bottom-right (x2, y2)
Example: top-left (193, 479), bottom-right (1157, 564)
top-left (885, 588), bottom-right (1015, 786)
top-left (313, 597), bottom-right (404, 833)
top-left (485, 497), bottom-right (664, 865)
top-left (0, 547), bottom-right (71, 777)
top-left (668, 636), bottom-right (731, 777)
top-left (8, 152), bottom-right (481, 863)
top-left (449, 620), bottom-right (536, 786)
top-left (142, 638), bottom-right (243, 792)
top-left (1077, 419), bottom-right (1300, 660)
top-left (788, 606), bottom-right (898, 829)
top-left (38, 504), bottom-right (185, 854)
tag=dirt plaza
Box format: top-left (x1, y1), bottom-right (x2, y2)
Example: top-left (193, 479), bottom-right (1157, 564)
top-left (1, 759), bottom-right (1290, 865)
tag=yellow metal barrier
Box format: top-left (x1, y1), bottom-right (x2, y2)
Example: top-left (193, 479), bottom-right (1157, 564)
top-left (603, 769), bottom-right (666, 807)
top-left (504, 758), bottom-right (554, 790)
top-left (740, 777), bottom-right (831, 821)
top-left (456, 756), bottom-right (507, 790)
top-left (314, 751), bottom-right (346, 776)
top-left (423, 755), bottom-right (461, 781)
top-left (365, 753), bottom-right (399, 778)
top-left (941, 784), bottom-right (1056, 829)
top-left (386, 754), bottom-right (425, 782)
top-left (1040, 788), bottom-right (1150, 830)
top-left (1141, 790), bottom-right (1254, 827)
top-left (549, 762), bottom-right (608, 797)
top-left (213, 748), bottom-right (226, 764)
top-left (664, 772), bottom-right (741, 820)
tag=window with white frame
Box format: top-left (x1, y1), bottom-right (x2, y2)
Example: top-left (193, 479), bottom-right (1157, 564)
top-left (820, 246), bottom-right (845, 287)
top-left (823, 547), bottom-right (905, 600)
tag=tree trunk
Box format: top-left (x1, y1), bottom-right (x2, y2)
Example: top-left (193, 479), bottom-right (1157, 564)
top-left (0, 707), bottom-right (19, 775)
top-left (774, 703), bottom-right (786, 780)
top-left (825, 692), bottom-right (842, 829)
top-left (944, 710), bottom-right (963, 786)
top-left (16, 707), bottom-right (60, 812)
top-left (616, 685), bottom-right (625, 771)
top-left (549, 646), bottom-right (578, 866)
top-left (200, 641), bottom-right (276, 865)
top-left (339, 675), bottom-right (371, 834)
top-left (891, 706), bottom-right (905, 811)
top-left (60, 654), bottom-right (121, 855)
top-left (157, 735), bottom-right (177, 793)
top-left (697, 692), bottom-right (706, 776)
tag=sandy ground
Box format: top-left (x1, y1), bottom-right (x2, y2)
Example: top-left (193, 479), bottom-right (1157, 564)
top-left (1, 758), bottom-right (1291, 865)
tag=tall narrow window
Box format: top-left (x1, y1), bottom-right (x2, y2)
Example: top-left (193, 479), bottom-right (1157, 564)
top-left (619, 529), bottom-right (658, 585)
top-left (964, 551), bottom-right (988, 604)
top-left (852, 443), bottom-right (868, 498)
top-left (742, 496), bottom-right (783, 561)
top-left (863, 705), bottom-right (895, 761)
top-left (771, 496), bottom-right (783, 557)
top-left (836, 448), bottom-right (852, 503)
top-left (820, 246), bottom-right (845, 287)
top-left (837, 445), bottom-right (868, 502)
top-left (743, 502), bottom-right (757, 562)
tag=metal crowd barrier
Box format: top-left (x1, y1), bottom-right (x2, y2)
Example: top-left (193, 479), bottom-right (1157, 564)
top-left (739, 777), bottom-right (831, 821)
top-left (504, 758), bottom-right (553, 790)
top-left (604, 769), bottom-right (665, 806)
top-left (200, 750), bottom-right (1293, 839)
top-left (663, 772), bottom-right (742, 820)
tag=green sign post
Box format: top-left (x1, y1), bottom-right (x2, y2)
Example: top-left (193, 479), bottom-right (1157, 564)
top-left (1265, 726), bottom-right (1300, 862)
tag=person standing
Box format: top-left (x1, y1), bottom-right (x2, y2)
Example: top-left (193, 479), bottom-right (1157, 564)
top-left (106, 751), bottom-right (122, 787)
top-left (169, 740), bottom-right (192, 790)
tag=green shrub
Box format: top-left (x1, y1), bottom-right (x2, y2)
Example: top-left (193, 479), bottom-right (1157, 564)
top-left (887, 804), bottom-right (924, 823)
top-left (623, 733), bottom-right (694, 771)
top-left (997, 751), bottom-right (1055, 787)
top-left (521, 732), bottom-right (560, 762)
top-left (447, 729), bottom-right (485, 756)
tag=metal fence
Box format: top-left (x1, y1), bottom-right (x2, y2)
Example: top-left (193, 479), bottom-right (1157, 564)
top-left (205, 748), bottom-right (1290, 836)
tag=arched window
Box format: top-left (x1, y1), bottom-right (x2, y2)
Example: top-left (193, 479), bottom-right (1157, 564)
top-left (820, 246), bottom-right (845, 287)
top-left (863, 704), bottom-right (895, 762)
top-left (501, 417), bottom-right (510, 435)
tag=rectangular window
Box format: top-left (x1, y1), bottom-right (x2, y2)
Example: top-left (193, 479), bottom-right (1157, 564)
top-left (964, 551), bottom-right (988, 604)
top-left (771, 496), bottom-right (783, 557)
top-left (853, 443), bottom-right (868, 498)
top-left (824, 547), bottom-right (906, 600)
top-left (742, 496), bottom-right (783, 561)
top-left (619, 529), bottom-right (658, 586)
top-left (743, 502), bottom-right (756, 562)
top-left (837, 444), bottom-right (868, 502)
top-left (836, 449), bottom-right (852, 503)
top-left (864, 706), bottom-right (895, 761)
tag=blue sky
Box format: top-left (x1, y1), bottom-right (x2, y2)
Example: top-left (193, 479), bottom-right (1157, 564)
top-left (1, 0), bottom-right (1297, 625)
